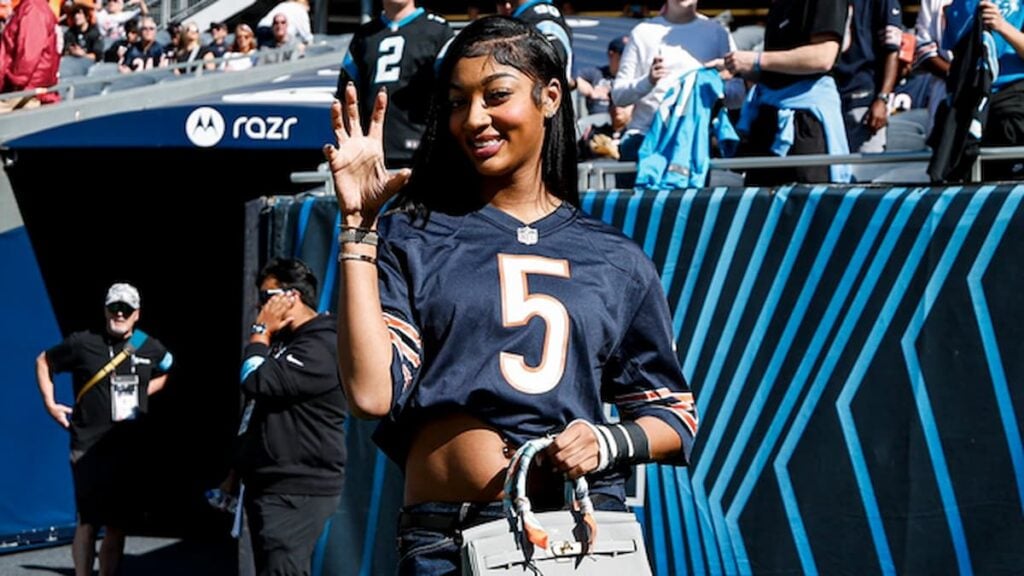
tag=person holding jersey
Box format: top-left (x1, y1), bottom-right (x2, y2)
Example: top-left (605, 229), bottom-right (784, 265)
top-left (725, 0), bottom-right (850, 185)
top-left (324, 16), bottom-right (698, 575)
top-left (336, 0), bottom-right (453, 168)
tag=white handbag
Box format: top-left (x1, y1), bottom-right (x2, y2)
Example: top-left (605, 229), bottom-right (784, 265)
top-left (460, 437), bottom-right (652, 575)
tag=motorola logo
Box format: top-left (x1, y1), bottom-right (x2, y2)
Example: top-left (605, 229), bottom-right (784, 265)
top-left (185, 107), bottom-right (226, 148)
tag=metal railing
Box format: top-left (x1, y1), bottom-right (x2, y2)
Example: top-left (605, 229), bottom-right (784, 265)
top-left (575, 148), bottom-right (1024, 190)
top-left (0, 39), bottom-right (343, 106)
top-left (290, 147), bottom-right (1024, 194)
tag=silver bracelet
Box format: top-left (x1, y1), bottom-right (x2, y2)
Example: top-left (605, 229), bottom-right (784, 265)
top-left (338, 227), bottom-right (379, 247)
top-left (338, 252), bottom-right (377, 265)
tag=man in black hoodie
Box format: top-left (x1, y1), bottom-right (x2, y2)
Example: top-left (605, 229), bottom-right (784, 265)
top-left (237, 258), bottom-right (346, 576)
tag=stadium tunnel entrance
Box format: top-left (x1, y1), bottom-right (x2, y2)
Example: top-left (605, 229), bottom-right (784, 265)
top-left (5, 144), bottom-right (326, 538)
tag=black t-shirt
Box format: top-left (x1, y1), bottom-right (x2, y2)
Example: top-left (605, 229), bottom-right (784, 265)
top-left (46, 329), bottom-right (171, 451)
top-left (64, 25), bottom-right (104, 61)
top-left (760, 0), bottom-right (848, 90)
top-left (336, 9), bottom-right (454, 167)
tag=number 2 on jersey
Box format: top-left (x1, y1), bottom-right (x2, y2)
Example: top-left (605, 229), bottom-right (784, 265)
top-left (497, 254), bottom-right (570, 394)
top-left (374, 36), bottom-right (405, 83)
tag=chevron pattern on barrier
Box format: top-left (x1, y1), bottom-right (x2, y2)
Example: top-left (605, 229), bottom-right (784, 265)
top-left (257, 185), bottom-right (1024, 575)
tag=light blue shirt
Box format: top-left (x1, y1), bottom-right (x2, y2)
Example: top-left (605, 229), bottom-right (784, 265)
top-left (738, 75), bottom-right (852, 183)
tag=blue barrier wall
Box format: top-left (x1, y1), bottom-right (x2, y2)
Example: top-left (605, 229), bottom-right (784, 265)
top-left (253, 185), bottom-right (1024, 575)
top-left (0, 226), bottom-right (76, 547)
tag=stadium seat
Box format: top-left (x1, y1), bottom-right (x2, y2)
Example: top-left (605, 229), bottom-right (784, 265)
top-left (304, 43), bottom-right (335, 57)
top-left (156, 69), bottom-right (187, 83)
top-left (59, 56), bottom-right (93, 79)
top-left (576, 112), bottom-right (611, 139)
top-left (86, 62), bottom-right (120, 77)
top-left (102, 74), bottom-right (159, 94)
top-left (66, 77), bottom-right (105, 99)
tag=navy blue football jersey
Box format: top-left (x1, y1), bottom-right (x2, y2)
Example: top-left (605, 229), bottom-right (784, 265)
top-left (835, 0), bottom-right (903, 106)
top-left (337, 9), bottom-right (454, 166)
top-left (373, 203), bottom-right (698, 477)
top-left (513, 0), bottom-right (574, 80)
top-left (891, 72), bottom-right (934, 112)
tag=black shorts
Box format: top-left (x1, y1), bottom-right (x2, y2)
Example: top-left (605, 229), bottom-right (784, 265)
top-left (740, 105), bottom-right (830, 187)
top-left (70, 426), bottom-right (141, 527)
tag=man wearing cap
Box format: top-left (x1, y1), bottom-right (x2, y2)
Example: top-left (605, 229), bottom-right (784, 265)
top-left (200, 20), bottom-right (229, 65)
top-left (35, 282), bottom-right (172, 576)
top-left (577, 36), bottom-right (629, 115)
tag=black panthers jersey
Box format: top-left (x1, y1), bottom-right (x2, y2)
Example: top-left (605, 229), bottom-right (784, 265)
top-left (513, 0), bottom-right (573, 80)
top-left (337, 8), bottom-right (454, 167)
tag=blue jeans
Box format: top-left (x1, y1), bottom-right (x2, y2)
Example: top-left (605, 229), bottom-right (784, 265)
top-left (395, 497), bottom-right (628, 575)
top-left (396, 501), bottom-right (505, 576)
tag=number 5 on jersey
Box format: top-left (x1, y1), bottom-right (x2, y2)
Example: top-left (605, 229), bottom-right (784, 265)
top-left (497, 254), bottom-right (571, 394)
top-left (374, 36), bottom-right (405, 83)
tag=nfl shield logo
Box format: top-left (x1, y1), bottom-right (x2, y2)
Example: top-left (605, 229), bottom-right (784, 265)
top-left (516, 226), bottom-right (539, 245)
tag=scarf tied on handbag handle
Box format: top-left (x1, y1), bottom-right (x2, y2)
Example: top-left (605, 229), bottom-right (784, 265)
top-left (501, 436), bottom-right (599, 557)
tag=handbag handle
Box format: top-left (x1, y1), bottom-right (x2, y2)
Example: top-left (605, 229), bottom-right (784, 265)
top-left (501, 436), bottom-right (598, 552)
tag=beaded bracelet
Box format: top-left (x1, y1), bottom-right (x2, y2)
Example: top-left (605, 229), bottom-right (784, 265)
top-left (338, 252), bottom-right (377, 265)
top-left (338, 227), bottom-right (379, 247)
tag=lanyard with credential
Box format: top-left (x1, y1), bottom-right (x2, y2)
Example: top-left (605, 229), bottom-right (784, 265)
top-left (75, 330), bottom-right (149, 404)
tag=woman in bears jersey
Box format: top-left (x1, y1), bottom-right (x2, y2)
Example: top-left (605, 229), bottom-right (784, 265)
top-left (325, 16), bottom-right (699, 575)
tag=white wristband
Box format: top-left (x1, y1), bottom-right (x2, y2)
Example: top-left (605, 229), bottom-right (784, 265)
top-left (569, 419), bottom-right (610, 473)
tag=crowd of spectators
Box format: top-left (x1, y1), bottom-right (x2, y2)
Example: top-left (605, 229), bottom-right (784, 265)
top-left (576, 0), bottom-right (1024, 186)
top-left (0, 0), bottom-right (315, 109)
top-left (3, 0), bottom-right (1023, 185)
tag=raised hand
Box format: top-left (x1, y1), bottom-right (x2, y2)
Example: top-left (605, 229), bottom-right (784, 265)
top-left (256, 290), bottom-right (297, 336)
top-left (324, 82), bottom-right (411, 227)
top-left (980, 1), bottom-right (1003, 31)
top-left (649, 54), bottom-right (668, 85)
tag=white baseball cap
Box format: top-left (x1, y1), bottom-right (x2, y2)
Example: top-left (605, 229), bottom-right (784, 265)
top-left (105, 283), bottom-right (141, 309)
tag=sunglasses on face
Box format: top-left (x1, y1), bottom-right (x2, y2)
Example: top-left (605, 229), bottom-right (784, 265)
top-left (258, 288), bottom-right (287, 305)
top-left (106, 302), bottom-right (136, 317)
top-left (273, 20), bottom-right (287, 25)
